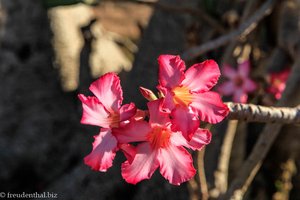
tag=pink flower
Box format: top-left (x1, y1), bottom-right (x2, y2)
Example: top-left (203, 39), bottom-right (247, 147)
top-left (267, 68), bottom-right (290, 100)
top-left (114, 99), bottom-right (211, 185)
top-left (218, 61), bottom-right (257, 103)
top-left (156, 55), bottom-right (228, 140)
top-left (78, 73), bottom-right (136, 172)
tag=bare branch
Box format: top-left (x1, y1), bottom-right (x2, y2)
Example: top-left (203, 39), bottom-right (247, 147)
top-left (181, 0), bottom-right (276, 61)
top-left (211, 120), bottom-right (238, 198)
top-left (226, 102), bottom-right (300, 124)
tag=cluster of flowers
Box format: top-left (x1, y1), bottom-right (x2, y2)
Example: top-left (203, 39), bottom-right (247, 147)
top-left (217, 60), bottom-right (290, 103)
top-left (78, 55), bottom-right (229, 185)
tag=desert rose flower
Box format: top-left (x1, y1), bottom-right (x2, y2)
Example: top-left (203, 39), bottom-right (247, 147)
top-left (114, 99), bottom-right (211, 185)
top-left (156, 55), bottom-right (228, 140)
top-left (267, 68), bottom-right (290, 100)
top-left (78, 73), bottom-right (136, 171)
top-left (218, 60), bottom-right (257, 103)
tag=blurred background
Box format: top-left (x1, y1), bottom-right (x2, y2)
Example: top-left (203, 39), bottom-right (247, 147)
top-left (0, 0), bottom-right (300, 199)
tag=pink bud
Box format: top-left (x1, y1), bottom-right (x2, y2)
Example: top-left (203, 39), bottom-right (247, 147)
top-left (139, 86), bottom-right (158, 101)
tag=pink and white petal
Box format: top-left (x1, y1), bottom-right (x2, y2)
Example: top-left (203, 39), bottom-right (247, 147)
top-left (84, 129), bottom-right (118, 172)
top-left (222, 64), bottom-right (237, 79)
top-left (170, 128), bottom-right (211, 151)
top-left (181, 60), bottom-right (220, 93)
top-left (119, 103), bottom-right (137, 122)
top-left (157, 85), bottom-right (175, 112)
top-left (121, 143), bottom-right (159, 184)
top-left (89, 72), bottom-right (123, 112)
top-left (238, 60), bottom-right (250, 77)
top-left (217, 81), bottom-right (236, 96)
top-left (243, 79), bottom-right (257, 93)
top-left (233, 89), bottom-right (248, 103)
top-left (113, 120), bottom-right (151, 144)
top-left (119, 144), bottom-right (136, 164)
top-left (158, 145), bottom-right (196, 185)
top-left (170, 106), bottom-right (200, 140)
top-left (148, 99), bottom-right (171, 126)
top-left (158, 55), bottom-right (186, 88)
top-left (78, 94), bottom-right (111, 128)
top-left (190, 91), bottom-right (229, 124)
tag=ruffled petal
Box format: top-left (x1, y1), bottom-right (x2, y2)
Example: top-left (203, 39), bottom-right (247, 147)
top-left (157, 85), bottom-right (175, 112)
top-left (89, 73), bottom-right (123, 112)
top-left (243, 78), bottom-right (257, 93)
top-left (113, 120), bottom-right (150, 144)
top-left (158, 145), bottom-right (196, 185)
top-left (158, 55), bottom-right (186, 88)
top-left (238, 60), bottom-right (250, 77)
top-left (170, 128), bottom-right (211, 151)
top-left (222, 64), bottom-right (237, 79)
top-left (121, 143), bottom-right (159, 184)
top-left (119, 103), bottom-right (137, 121)
top-left (233, 89), bottom-right (248, 103)
top-left (218, 81), bottom-right (236, 96)
top-left (84, 129), bottom-right (118, 172)
top-left (148, 99), bottom-right (171, 126)
top-left (78, 94), bottom-right (111, 128)
top-left (170, 106), bottom-right (200, 140)
top-left (181, 60), bottom-right (220, 93)
top-left (190, 91), bottom-right (229, 124)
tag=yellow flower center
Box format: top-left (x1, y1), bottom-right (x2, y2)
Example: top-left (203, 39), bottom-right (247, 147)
top-left (172, 86), bottom-right (194, 107)
top-left (108, 112), bottom-right (120, 128)
top-left (147, 126), bottom-right (171, 149)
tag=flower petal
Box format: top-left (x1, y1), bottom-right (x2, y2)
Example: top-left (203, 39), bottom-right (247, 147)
top-left (170, 106), bottom-right (200, 140)
top-left (190, 91), bottom-right (229, 124)
top-left (218, 81), bottom-right (236, 96)
top-left (78, 94), bottom-right (111, 128)
top-left (119, 103), bottom-right (137, 121)
top-left (233, 89), bottom-right (248, 103)
top-left (89, 72), bottom-right (123, 112)
top-left (238, 60), bottom-right (250, 77)
top-left (181, 60), bottom-right (220, 93)
top-left (243, 78), bottom-right (257, 93)
top-left (222, 64), bottom-right (237, 79)
top-left (158, 55), bottom-right (186, 88)
top-left (170, 128), bottom-right (211, 151)
top-left (121, 143), bottom-right (159, 184)
top-left (157, 85), bottom-right (175, 112)
top-left (113, 120), bottom-right (151, 144)
top-left (119, 144), bottom-right (136, 164)
top-left (84, 129), bottom-right (118, 172)
top-left (158, 145), bottom-right (196, 185)
top-left (133, 109), bottom-right (147, 121)
top-left (148, 99), bottom-right (171, 126)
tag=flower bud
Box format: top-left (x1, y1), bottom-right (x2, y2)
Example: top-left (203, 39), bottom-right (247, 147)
top-left (139, 86), bottom-right (158, 101)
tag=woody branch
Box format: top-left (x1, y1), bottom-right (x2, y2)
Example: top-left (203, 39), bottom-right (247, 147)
top-left (226, 102), bottom-right (300, 124)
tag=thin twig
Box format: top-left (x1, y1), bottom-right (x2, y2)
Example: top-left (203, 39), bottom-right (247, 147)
top-left (220, 58), bottom-right (300, 200)
top-left (226, 102), bottom-right (300, 124)
top-left (187, 176), bottom-right (199, 200)
top-left (198, 147), bottom-right (209, 200)
top-left (181, 0), bottom-right (276, 61)
top-left (211, 120), bottom-right (239, 198)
